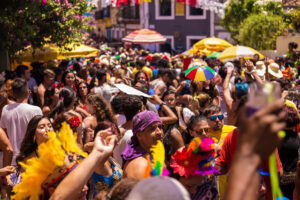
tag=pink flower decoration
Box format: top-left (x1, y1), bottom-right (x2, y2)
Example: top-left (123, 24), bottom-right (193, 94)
top-left (18, 10), bottom-right (23, 14)
top-left (41, 0), bottom-right (47, 5)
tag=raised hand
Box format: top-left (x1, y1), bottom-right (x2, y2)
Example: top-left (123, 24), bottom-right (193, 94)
top-left (238, 99), bottom-right (286, 163)
top-left (93, 128), bottom-right (118, 161)
top-left (0, 166), bottom-right (15, 176)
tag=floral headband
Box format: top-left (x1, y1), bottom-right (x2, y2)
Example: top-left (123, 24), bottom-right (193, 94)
top-left (68, 116), bottom-right (81, 129)
top-left (170, 137), bottom-right (219, 178)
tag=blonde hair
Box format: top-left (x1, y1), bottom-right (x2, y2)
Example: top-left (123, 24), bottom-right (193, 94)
top-left (191, 93), bottom-right (211, 115)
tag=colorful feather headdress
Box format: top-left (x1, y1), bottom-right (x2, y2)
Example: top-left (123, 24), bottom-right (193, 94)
top-left (12, 122), bottom-right (87, 200)
top-left (170, 137), bottom-right (219, 178)
top-left (143, 140), bottom-right (169, 178)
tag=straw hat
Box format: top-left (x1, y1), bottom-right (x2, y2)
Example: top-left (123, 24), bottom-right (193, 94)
top-left (268, 63), bottom-right (283, 78)
top-left (255, 61), bottom-right (266, 77)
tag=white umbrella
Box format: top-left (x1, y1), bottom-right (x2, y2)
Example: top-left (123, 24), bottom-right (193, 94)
top-left (219, 45), bottom-right (264, 62)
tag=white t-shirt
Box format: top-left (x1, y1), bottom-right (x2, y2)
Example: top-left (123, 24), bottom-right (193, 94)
top-left (0, 103), bottom-right (42, 165)
top-left (113, 129), bottom-right (133, 167)
top-left (94, 83), bottom-right (114, 103)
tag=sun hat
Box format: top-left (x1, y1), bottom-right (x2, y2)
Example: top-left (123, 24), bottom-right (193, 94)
top-left (255, 61), bottom-right (266, 77)
top-left (126, 176), bottom-right (191, 200)
top-left (224, 62), bottom-right (234, 68)
top-left (268, 62), bottom-right (283, 78)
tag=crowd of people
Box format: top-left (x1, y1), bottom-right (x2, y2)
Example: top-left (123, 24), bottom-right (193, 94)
top-left (0, 41), bottom-right (299, 200)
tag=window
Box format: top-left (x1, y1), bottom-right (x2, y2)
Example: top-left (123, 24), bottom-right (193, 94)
top-left (155, 0), bottom-right (175, 20)
top-left (190, 7), bottom-right (203, 16)
top-left (160, 0), bottom-right (171, 16)
top-left (160, 35), bottom-right (174, 52)
top-left (185, 1), bottom-right (206, 20)
top-left (186, 36), bottom-right (206, 50)
top-left (190, 39), bottom-right (199, 46)
top-left (122, 4), bottom-right (140, 19)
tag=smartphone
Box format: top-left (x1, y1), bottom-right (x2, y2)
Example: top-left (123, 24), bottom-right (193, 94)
top-left (247, 82), bottom-right (281, 117)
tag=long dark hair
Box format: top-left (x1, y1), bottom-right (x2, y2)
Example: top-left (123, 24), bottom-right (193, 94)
top-left (134, 70), bottom-right (150, 89)
top-left (77, 81), bottom-right (89, 100)
top-left (161, 105), bottom-right (180, 164)
top-left (61, 69), bottom-right (75, 86)
top-left (185, 115), bottom-right (208, 144)
top-left (44, 82), bottom-right (60, 107)
top-left (49, 87), bottom-right (76, 119)
top-left (16, 115), bottom-right (49, 165)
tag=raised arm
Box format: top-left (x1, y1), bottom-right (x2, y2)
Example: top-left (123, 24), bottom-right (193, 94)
top-left (224, 100), bottom-right (286, 200)
top-left (245, 60), bottom-right (263, 85)
top-left (50, 129), bottom-right (117, 200)
top-left (223, 66), bottom-right (234, 111)
top-left (149, 95), bottom-right (178, 125)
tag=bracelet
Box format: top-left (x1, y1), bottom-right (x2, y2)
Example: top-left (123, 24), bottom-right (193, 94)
top-left (160, 102), bottom-right (166, 107)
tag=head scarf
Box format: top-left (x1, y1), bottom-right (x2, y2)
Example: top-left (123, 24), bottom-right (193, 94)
top-left (121, 111), bottom-right (162, 163)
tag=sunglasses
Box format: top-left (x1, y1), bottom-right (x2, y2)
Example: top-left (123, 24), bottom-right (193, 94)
top-left (209, 114), bottom-right (224, 121)
top-left (192, 128), bottom-right (209, 135)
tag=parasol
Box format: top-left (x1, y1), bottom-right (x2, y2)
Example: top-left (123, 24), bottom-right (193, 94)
top-left (185, 66), bottom-right (215, 82)
top-left (122, 29), bottom-right (166, 44)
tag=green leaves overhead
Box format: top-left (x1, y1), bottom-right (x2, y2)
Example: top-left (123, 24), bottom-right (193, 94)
top-left (221, 0), bottom-right (299, 50)
top-left (0, 0), bottom-right (94, 57)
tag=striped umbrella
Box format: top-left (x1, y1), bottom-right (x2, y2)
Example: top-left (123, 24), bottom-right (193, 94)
top-left (185, 66), bottom-right (215, 82)
top-left (219, 45), bottom-right (264, 62)
top-left (122, 29), bottom-right (167, 44)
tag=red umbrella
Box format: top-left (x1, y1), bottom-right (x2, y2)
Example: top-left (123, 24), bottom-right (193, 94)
top-left (122, 29), bottom-right (166, 44)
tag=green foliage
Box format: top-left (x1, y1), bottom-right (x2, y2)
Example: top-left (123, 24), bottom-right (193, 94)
top-left (222, 0), bottom-right (287, 48)
top-left (221, 0), bottom-right (261, 42)
top-left (238, 13), bottom-right (286, 50)
top-left (290, 7), bottom-right (300, 33)
top-left (0, 0), bottom-right (94, 57)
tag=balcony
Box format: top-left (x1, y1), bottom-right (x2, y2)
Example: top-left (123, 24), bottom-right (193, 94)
top-left (120, 5), bottom-right (140, 24)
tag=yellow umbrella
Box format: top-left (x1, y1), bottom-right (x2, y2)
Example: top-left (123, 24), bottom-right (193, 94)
top-left (219, 45), bottom-right (264, 62)
top-left (14, 43), bottom-right (99, 62)
top-left (193, 37), bottom-right (232, 52)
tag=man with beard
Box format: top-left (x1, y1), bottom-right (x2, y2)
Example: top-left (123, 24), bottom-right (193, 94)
top-left (203, 105), bottom-right (236, 200)
top-left (122, 110), bottom-right (164, 179)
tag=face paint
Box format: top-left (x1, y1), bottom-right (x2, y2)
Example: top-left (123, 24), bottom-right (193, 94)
top-left (38, 129), bottom-right (46, 135)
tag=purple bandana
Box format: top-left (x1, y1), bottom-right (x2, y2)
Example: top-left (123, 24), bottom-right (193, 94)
top-left (121, 111), bottom-right (162, 163)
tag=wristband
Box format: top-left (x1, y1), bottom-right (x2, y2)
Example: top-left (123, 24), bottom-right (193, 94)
top-left (160, 102), bottom-right (166, 107)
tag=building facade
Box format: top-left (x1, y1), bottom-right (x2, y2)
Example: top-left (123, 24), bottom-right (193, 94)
top-left (94, 1), bottom-right (219, 51)
top-left (147, 1), bottom-right (214, 51)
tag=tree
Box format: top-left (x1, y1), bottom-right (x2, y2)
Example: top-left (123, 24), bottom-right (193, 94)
top-left (221, 0), bottom-right (287, 48)
top-left (221, 0), bottom-right (261, 42)
top-left (0, 0), bottom-right (93, 57)
top-left (238, 13), bottom-right (286, 50)
top-left (289, 6), bottom-right (300, 33)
